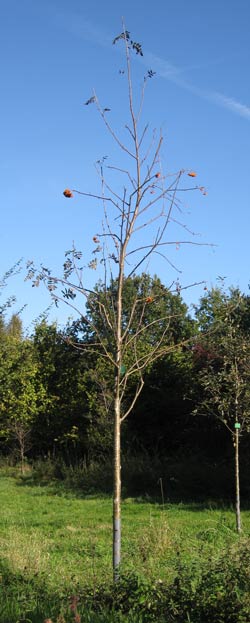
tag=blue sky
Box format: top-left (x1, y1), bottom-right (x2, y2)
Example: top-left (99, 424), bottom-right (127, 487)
top-left (1, 0), bottom-right (250, 331)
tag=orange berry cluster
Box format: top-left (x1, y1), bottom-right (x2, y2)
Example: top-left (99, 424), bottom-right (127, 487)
top-left (63, 188), bottom-right (74, 198)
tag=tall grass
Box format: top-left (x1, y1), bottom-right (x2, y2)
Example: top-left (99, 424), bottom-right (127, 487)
top-left (1, 466), bottom-right (250, 622)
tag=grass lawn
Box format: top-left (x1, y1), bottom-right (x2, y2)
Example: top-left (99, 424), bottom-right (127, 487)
top-left (1, 468), bottom-right (250, 622)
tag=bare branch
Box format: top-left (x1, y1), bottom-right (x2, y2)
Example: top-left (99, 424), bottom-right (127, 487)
top-left (120, 376), bottom-right (144, 421)
top-left (107, 165), bottom-right (137, 191)
top-left (94, 91), bottom-right (136, 160)
top-left (72, 188), bottom-right (120, 210)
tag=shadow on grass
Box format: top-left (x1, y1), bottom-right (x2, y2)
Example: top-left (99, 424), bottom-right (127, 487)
top-left (14, 475), bottom-right (239, 514)
top-left (0, 557), bottom-right (64, 623)
top-left (0, 558), bottom-right (121, 623)
top-left (11, 456), bottom-right (250, 509)
top-left (15, 473), bottom-right (112, 501)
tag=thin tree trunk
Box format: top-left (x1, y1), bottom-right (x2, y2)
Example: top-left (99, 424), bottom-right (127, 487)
top-left (20, 448), bottom-right (25, 474)
top-left (113, 389), bottom-right (121, 580)
top-left (19, 434), bottom-right (25, 475)
top-left (235, 428), bottom-right (241, 533)
top-left (113, 237), bottom-right (124, 580)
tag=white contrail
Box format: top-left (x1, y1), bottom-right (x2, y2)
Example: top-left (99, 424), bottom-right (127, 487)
top-left (208, 92), bottom-right (250, 120)
top-left (143, 51), bottom-right (250, 121)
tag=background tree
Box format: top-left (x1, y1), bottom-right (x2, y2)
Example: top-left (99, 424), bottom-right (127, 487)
top-left (27, 26), bottom-right (208, 578)
top-left (193, 287), bottom-right (250, 531)
top-left (32, 320), bottom-right (94, 462)
top-left (0, 315), bottom-right (45, 471)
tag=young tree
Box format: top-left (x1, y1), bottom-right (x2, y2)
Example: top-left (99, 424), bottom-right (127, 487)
top-left (27, 26), bottom-right (208, 578)
top-left (69, 273), bottom-right (196, 461)
top-left (193, 288), bottom-right (250, 532)
top-left (0, 319), bottom-right (45, 471)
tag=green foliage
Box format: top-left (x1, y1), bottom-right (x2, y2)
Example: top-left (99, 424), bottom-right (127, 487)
top-left (32, 320), bottom-right (100, 460)
top-left (126, 347), bottom-right (194, 455)
top-left (193, 541), bottom-right (250, 622)
top-left (82, 273), bottom-right (193, 350)
top-left (0, 319), bottom-right (46, 464)
top-left (2, 279), bottom-right (250, 500)
top-left (72, 274), bottom-right (195, 434)
top-left (6, 313), bottom-right (23, 339)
